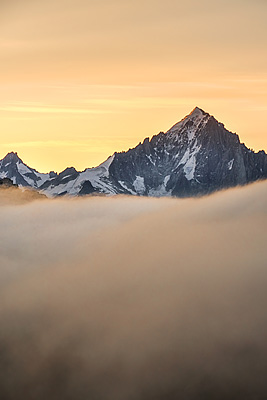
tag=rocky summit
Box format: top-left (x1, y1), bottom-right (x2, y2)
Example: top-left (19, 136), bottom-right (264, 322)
top-left (1, 107), bottom-right (267, 197)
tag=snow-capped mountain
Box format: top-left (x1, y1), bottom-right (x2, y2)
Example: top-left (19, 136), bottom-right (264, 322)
top-left (1, 107), bottom-right (267, 197)
top-left (39, 156), bottom-right (117, 196)
top-left (106, 107), bottom-right (267, 197)
top-left (0, 152), bottom-right (55, 188)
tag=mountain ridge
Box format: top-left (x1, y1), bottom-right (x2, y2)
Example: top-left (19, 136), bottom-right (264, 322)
top-left (1, 107), bottom-right (267, 197)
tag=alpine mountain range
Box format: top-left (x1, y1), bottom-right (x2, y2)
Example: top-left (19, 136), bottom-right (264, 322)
top-left (1, 107), bottom-right (267, 197)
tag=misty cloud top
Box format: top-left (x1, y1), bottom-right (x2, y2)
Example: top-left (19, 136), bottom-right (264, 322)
top-left (0, 182), bottom-right (267, 399)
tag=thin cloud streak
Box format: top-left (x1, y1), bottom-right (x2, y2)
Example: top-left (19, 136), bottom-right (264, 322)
top-left (0, 106), bottom-right (113, 114)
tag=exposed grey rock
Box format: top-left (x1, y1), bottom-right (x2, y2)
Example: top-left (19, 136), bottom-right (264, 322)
top-left (40, 167), bottom-right (79, 194)
top-left (79, 180), bottom-right (96, 195)
top-left (108, 107), bottom-right (267, 197)
top-left (0, 152), bottom-right (52, 188)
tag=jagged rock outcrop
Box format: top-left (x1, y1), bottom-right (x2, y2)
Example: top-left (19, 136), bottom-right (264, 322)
top-left (0, 177), bottom-right (17, 187)
top-left (0, 152), bottom-right (55, 188)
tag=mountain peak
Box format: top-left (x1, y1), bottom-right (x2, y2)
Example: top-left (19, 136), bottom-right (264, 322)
top-left (189, 106), bottom-right (207, 117)
top-left (167, 106), bottom-right (210, 135)
top-left (2, 152), bottom-right (21, 164)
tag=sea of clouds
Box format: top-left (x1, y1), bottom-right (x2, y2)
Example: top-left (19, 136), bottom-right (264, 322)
top-left (0, 181), bottom-right (267, 399)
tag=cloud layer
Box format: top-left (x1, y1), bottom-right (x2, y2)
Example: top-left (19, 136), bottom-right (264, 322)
top-left (0, 182), bottom-right (267, 399)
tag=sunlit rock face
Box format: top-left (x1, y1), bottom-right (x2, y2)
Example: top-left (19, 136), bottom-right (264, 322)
top-left (1, 108), bottom-right (267, 197)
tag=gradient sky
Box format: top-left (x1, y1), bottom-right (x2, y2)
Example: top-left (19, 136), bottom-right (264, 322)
top-left (1, 0), bottom-right (267, 172)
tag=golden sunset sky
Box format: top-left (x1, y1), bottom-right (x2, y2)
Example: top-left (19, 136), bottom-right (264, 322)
top-left (1, 0), bottom-right (267, 172)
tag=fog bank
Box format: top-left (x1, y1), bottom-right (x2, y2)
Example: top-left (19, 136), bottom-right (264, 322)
top-left (0, 182), bottom-right (267, 399)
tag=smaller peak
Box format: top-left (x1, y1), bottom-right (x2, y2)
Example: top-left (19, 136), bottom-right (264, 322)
top-left (3, 151), bottom-right (21, 163)
top-left (60, 167), bottom-right (78, 175)
top-left (58, 167), bottom-right (79, 179)
top-left (49, 171), bottom-right (57, 179)
top-left (5, 151), bottom-right (18, 158)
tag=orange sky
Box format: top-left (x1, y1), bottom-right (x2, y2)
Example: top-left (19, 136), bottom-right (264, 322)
top-left (1, 0), bottom-right (267, 172)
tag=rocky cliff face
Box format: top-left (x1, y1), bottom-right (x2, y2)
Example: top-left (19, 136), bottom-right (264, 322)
top-left (105, 107), bottom-right (267, 197)
top-left (1, 107), bottom-right (267, 197)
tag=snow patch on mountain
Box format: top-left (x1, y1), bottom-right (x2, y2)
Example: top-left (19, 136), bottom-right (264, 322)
top-left (133, 176), bottom-right (145, 195)
top-left (177, 140), bottom-right (202, 181)
top-left (228, 159), bottom-right (234, 170)
top-left (118, 181), bottom-right (136, 195)
top-left (146, 154), bottom-right (156, 166)
top-left (183, 155), bottom-right (197, 181)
